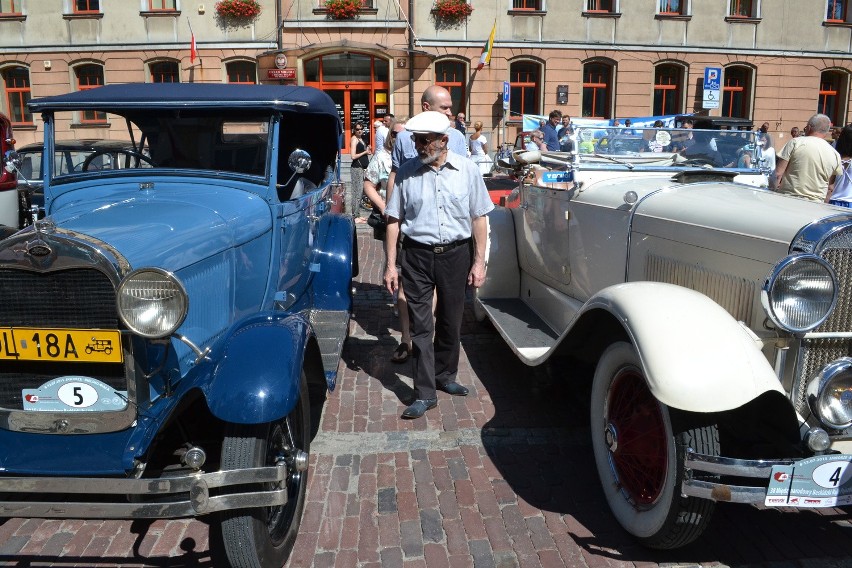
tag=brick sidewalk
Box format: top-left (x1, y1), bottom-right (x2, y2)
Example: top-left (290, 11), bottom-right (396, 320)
top-left (2, 226), bottom-right (852, 567)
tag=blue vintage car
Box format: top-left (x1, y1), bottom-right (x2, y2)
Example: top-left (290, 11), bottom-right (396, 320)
top-left (0, 83), bottom-right (355, 567)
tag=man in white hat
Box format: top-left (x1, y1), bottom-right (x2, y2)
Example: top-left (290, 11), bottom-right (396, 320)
top-left (383, 111), bottom-right (494, 419)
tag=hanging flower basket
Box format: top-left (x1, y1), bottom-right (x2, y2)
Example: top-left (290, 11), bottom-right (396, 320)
top-left (325, 0), bottom-right (362, 20)
top-left (215, 0), bottom-right (262, 19)
top-left (432, 0), bottom-right (473, 29)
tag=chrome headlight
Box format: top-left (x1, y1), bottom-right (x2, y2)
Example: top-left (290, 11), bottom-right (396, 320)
top-left (807, 358), bottom-right (852, 430)
top-left (761, 254), bottom-right (837, 334)
top-left (117, 268), bottom-right (188, 339)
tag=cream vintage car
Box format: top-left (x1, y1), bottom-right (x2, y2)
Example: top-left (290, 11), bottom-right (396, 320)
top-left (477, 126), bottom-right (852, 549)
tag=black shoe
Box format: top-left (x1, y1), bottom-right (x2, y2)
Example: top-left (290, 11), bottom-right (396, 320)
top-left (401, 399), bottom-right (437, 419)
top-left (437, 382), bottom-right (469, 396)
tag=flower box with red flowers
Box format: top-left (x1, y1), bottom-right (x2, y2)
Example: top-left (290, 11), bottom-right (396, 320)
top-left (215, 0), bottom-right (262, 19)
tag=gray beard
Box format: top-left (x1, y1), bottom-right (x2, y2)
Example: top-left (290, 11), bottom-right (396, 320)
top-left (419, 147), bottom-right (446, 165)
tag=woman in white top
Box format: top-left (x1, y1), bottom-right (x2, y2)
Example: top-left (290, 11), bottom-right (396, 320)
top-left (468, 121), bottom-right (493, 175)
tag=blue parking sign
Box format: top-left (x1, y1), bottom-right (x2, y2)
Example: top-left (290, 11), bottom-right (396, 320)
top-left (503, 81), bottom-right (510, 110)
top-left (704, 67), bottom-right (721, 91)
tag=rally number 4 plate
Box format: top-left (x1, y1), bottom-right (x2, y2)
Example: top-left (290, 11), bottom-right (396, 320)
top-left (0, 328), bottom-right (122, 363)
top-left (765, 454), bottom-right (852, 507)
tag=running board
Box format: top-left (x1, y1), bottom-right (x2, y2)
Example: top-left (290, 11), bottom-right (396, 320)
top-left (476, 298), bottom-right (559, 365)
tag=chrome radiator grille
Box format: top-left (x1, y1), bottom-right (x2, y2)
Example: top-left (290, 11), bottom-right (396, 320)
top-left (796, 228), bottom-right (852, 415)
top-left (0, 268), bottom-right (118, 328)
top-left (0, 267), bottom-right (125, 411)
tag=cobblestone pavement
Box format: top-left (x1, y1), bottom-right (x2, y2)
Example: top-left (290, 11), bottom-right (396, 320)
top-left (2, 226), bottom-right (852, 567)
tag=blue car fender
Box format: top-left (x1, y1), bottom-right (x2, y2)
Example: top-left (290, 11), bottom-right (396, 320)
top-left (204, 313), bottom-right (310, 424)
top-left (312, 213), bottom-right (355, 311)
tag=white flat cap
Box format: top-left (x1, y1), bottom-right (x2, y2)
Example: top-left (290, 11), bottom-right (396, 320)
top-left (405, 111), bottom-right (450, 135)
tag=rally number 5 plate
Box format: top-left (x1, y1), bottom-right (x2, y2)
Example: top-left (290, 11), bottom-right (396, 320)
top-left (765, 454), bottom-right (852, 507)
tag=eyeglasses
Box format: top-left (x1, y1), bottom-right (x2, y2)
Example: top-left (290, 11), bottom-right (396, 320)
top-left (413, 134), bottom-right (440, 145)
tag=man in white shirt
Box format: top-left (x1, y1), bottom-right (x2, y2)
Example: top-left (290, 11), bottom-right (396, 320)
top-left (374, 118), bottom-right (389, 156)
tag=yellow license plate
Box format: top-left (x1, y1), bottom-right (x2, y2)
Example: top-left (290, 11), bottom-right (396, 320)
top-left (0, 328), bottom-right (123, 363)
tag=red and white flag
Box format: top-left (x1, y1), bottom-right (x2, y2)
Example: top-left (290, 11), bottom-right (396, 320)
top-left (188, 20), bottom-right (197, 64)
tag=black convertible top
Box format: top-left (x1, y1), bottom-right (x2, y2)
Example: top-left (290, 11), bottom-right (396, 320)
top-left (29, 83), bottom-right (339, 120)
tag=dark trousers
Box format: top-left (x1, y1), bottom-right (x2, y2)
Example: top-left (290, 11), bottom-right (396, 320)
top-left (400, 241), bottom-right (470, 400)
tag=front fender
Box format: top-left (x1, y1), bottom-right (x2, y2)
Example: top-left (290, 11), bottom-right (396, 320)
top-left (312, 212), bottom-right (355, 311)
top-left (588, 282), bottom-right (784, 413)
top-left (204, 313), bottom-right (309, 424)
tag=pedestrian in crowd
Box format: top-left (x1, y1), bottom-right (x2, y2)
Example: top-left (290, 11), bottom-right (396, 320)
top-left (791, 126), bottom-right (800, 138)
top-left (362, 118), bottom-right (419, 363)
top-left (349, 122), bottom-right (371, 222)
top-left (558, 116), bottom-right (574, 152)
top-left (557, 115), bottom-right (572, 137)
top-left (455, 111), bottom-right (466, 135)
top-left (542, 110), bottom-right (562, 151)
top-left (680, 119), bottom-right (724, 166)
top-left (759, 133), bottom-right (777, 188)
top-left (623, 118), bottom-right (635, 135)
top-left (374, 117), bottom-right (389, 156)
top-left (388, 86), bottom-right (468, 190)
top-left (526, 130), bottom-right (547, 151)
top-left (775, 113), bottom-right (842, 202)
top-left (643, 119), bottom-right (670, 152)
top-left (826, 125), bottom-right (852, 207)
top-left (363, 117), bottom-right (399, 212)
top-left (468, 120), bottom-right (492, 175)
top-left (383, 111), bottom-right (494, 419)
top-left (671, 118), bottom-right (695, 151)
top-left (383, 85), bottom-right (468, 363)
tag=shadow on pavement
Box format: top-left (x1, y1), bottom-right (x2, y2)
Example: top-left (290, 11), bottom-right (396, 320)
top-left (466, 320), bottom-right (852, 566)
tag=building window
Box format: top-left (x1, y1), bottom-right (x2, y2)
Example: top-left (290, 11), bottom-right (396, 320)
top-left (148, 0), bottom-right (176, 10)
top-left (512, 0), bottom-right (541, 9)
top-left (2, 66), bottom-right (32, 125)
top-left (150, 61), bottom-right (179, 83)
top-left (74, 0), bottom-right (100, 12)
top-left (722, 66), bottom-right (751, 119)
top-left (227, 61), bottom-right (257, 84)
top-left (819, 71), bottom-right (848, 125)
top-left (658, 0), bottom-right (686, 15)
top-left (729, 0), bottom-right (755, 17)
top-left (509, 61), bottom-right (541, 120)
top-left (586, 0), bottom-right (615, 12)
top-left (582, 62), bottom-right (613, 119)
top-left (653, 64), bottom-right (683, 116)
top-left (435, 60), bottom-right (467, 117)
top-left (827, 0), bottom-right (848, 21)
top-left (75, 64), bottom-right (106, 123)
top-left (0, 0), bottom-right (21, 15)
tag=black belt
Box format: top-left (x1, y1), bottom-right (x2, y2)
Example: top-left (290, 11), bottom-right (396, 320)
top-left (403, 237), bottom-right (470, 254)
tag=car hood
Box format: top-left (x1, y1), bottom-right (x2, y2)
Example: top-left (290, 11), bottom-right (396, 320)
top-left (577, 177), bottom-right (845, 260)
top-left (47, 182), bottom-right (272, 271)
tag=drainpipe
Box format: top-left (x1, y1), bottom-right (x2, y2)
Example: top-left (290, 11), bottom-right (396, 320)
top-left (276, 1), bottom-right (282, 50)
top-left (408, 0), bottom-right (414, 117)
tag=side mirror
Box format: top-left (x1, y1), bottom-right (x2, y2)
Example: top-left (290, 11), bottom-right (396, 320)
top-left (288, 149), bottom-right (312, 174)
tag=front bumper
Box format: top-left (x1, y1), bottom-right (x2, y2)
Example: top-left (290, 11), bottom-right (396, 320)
top-left (682, 450), bottom-right (794, 503)
top-left (0, 464), bottom-right (287, 518)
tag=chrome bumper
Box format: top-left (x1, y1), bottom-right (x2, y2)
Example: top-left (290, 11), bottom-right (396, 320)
top-left (681, 450), bottom-right (796, 504)
top-left (0, 464), bottom-right (288, 519)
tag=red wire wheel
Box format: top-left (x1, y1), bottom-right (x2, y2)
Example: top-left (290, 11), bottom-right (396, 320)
top-left (605, 368), bottom-right (669, 506)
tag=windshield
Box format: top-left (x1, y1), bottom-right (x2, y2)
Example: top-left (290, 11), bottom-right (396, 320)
top-left (567, 126), bottom-right (764, 171)
top-left (48, 110), bottom-right (272, 182)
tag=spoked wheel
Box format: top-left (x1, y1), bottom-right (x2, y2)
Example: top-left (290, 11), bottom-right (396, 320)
top-left (219, 372), bottom-right (310, 568)
top-left (591, 342), bottom-right (718, 549)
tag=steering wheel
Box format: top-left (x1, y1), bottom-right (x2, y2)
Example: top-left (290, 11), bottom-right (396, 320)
top-left (81, 149), bottom-right (156, 171)
top-left (681, 157), bottom-right (717, 167)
